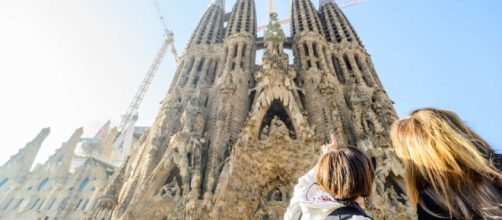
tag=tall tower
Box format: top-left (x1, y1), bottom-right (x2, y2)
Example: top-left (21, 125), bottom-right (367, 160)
top-left (204, 0), bottom-right (257, 197)
top-left (0, 128), bottom-right (50, 179)
top-left (92, 1), bottom-right (412, 219)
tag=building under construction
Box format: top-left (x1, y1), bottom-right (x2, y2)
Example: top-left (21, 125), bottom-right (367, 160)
top-left (90, 0), bottom-right (413, 219)
top-left (1, 0), bottom-right (417, 219)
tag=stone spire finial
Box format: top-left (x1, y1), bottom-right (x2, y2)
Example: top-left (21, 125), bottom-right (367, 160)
top-left (0, 127), bottom-right (50, 175)
top-left (94, 120), bottom-right (111, 142)
top-left (210, 0), bottom-right (225, 8)
top-left (264, 12), bottom-right (286, 55)
top-left (320, 0), bottom-right (335, 6)
top-left (56, 127), bottom-right (83, 175)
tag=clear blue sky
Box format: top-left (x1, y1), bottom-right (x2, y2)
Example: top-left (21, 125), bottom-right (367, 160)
top-left (0, 0), bottom-right (500, 166)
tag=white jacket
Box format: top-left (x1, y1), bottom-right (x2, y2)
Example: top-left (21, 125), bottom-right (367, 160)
top-left (284, 169), bottom-right (371, 220)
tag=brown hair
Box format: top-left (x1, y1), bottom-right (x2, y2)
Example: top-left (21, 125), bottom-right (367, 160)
top-left (390, 108), bottom-right (502, 219)
top-left (315, 146), bottom-right (375, 200)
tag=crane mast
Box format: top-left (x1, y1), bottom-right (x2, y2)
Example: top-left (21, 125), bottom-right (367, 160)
top-left (118, 39), bottom-right (170, 131)
top-left (118, 0), bottom-right (178, 131)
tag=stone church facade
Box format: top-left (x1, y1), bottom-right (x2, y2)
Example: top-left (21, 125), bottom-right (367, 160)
top-left (91, 0), bottom-right (413, 219)
top-left (0, 119), bottom-right (146, 220)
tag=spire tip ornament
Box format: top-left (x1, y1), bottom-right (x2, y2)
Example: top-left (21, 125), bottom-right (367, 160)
top-left (319, 0), bottom-right (335, 7)
top-left (210, 0), bottom-right (225, 8)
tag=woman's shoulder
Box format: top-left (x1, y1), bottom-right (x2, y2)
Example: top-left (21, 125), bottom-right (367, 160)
top-left (325, 215), bottom-right (371, 220)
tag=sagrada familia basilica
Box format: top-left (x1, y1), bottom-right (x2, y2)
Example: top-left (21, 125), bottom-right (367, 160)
top-left (0, 0), bottom-right (416, 219)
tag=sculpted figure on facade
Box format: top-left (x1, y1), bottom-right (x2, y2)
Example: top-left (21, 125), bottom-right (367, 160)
top-left (264, 12), bottom-right (286, 55)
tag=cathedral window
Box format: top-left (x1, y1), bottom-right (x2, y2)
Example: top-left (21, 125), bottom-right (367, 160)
top-left (313, 43), bottom-right (319, 57)
top-left (37, 178), bottom-right (49, 191)
top-left (298, 91), bottom-right (306, 109)
top-left (209, 61), bottom-right (218, 84)
top-left (343, 54), bottom-right (353, 71)
top-left (74, 199), bottom-right (83, 210)
top-left (59, 197), bottom-right (69, 209)
top-left (37, 199), bottom-right (45, 210)
top-left (242, 45), bottom-right (247, 58)
top-left (233, 46), bottom-right (238, 58)
top-left (187, 153), bottom-right (192, 167)
top-left (2, 198), bottom-right (13, 210)
top-left (92, 200), bottom-right (98, 210)
top-left (13, 198), bottom-right (24, 210)
top-left (303, 44), bottom-right (309, 56)
top-left (224, 48), bottom-right (229, 60)
top-left (363, 75), bottom-right (374, 87)
top-left (248, 90), bottom-right (256, 112)
top-left (354, 54), bottom-right (363, 71)
top-left (47, 198), bottom-right (56, 210)
top-left (332, 56), bottom-right (346, 84)
top-left (79, 178), bottom-right (90, 192)
top-left (81, 199), bottom-right (89, 211)
top-left (192, 76), bottom-right (199, 87)
top-left (344, 93), bottom-right (353, 110)
top-left (357, 55), bottom-right (374, 87)
top-left (0, 178), bottom-right (8, 189)
top-left (197, 58), bottom-right (205, 72)
top-left (187, 57), bottom-right (195, 72)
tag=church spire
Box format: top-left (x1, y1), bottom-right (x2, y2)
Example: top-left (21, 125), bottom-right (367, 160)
top-left (93, 120), bottom-right (111, 142)
top-left (291, 0), bottom-right (324, 36)
top-left (0, 128), bottom-right (50, 176)
top-left (319, 0), bottom-right (362, 44)
top-left (225, 0), bottom-right (256, 37)
top-left (319, 0), bottom-right (335, 7)
top-left (44, 127), bottom-right (83, 178)
top-left (210, 0), bottom-right (225, 8)
top-left (188, 0), bottom-right (225, 47)
top-left (173, 0), bottom-right (226, 88)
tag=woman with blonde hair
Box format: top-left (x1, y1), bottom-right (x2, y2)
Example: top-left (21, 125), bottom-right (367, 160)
top-left (390, 108), bottom-right (502, 219)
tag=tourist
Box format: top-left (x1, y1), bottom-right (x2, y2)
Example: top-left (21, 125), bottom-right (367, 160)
top-left (390, 108), bottom-right (502, 220)
top-left (284, 135), bottom-right (374, 220)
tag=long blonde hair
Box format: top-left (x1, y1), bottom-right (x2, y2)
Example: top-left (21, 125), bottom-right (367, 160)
top-left (390, 108), bottom-right (502, 219)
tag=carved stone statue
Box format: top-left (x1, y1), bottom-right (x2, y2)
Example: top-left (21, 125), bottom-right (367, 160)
top-left (269, 116), bottom-right (289, 137)
top-left (264, 12), bottom-right (286, 55)
top-left (159, 178), bottom-right (181, 200)
top-left (260, 125), bottom-right (270, 140)
top-left (180, 95), bottom-right (205, 136)
top-left (270, 188), bottom-right (283, 202)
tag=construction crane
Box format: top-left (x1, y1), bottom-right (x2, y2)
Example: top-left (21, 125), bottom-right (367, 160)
top-left (118, 0), bottom-right (179, 131)
top-left (258, 0), bottom-right (366, 32)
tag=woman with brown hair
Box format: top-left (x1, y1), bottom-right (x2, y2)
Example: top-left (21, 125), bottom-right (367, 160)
top-left (284, 134), bottom-right (375, 220)
top-left (390, 108), bottom-right (502, 219)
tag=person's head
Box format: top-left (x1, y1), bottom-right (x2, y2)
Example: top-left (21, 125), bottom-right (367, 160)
top-left (390, 108), bottom-right (502, 219)
top-left (315, 146), bottom-right (375, 200)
